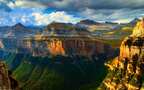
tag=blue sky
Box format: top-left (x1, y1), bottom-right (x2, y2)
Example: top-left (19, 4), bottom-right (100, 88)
top-left (0, 0), bottom-right (144, 26)
top-left (0, 7), bottom-right (82, 26)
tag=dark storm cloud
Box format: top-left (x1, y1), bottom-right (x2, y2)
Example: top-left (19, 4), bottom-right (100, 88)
top-left (12, 0), bottom-right (144, 10)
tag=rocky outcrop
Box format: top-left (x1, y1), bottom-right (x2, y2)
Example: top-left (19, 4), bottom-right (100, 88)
top-left (0, 61), bottom-right (19, 90)
top-left (44, 22), bottom-right (90, 36)
top-left (98, 18), bottom-right (144, 90)
top-left (132, 18), bottom-right (144, 37)
top-left (22, 23), bottom-right (115, 57)
top-left (77, 19), bottom-right (99, 25)
top-left (0, 61), bottom-right (11, 90)
top-left (23, 36), bottom-right (114, 57)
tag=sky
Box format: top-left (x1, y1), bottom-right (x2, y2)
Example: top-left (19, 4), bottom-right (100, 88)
top-left (0, 0), bottom-right (144, 26)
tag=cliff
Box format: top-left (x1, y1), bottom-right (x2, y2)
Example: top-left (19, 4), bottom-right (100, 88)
top-left (98, 18), bottom-right (144, 90)
top-left (23, 36), bottom-right (114, 57)
top-left (0, 61), bottom-right (11, 90)
top-left (22, 23), bottom-right (114, 57)
top-left (0, 61), bottom-right (19, 90)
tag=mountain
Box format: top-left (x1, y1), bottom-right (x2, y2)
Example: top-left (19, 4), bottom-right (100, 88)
top-left (0, 21), bottom-right (119, 90)
top-left (0, 23), bottom-right (44, 53)
top-left (0, 44), bottom-right (117, 90)
top-left (0, 23), bottom-right (43, 38)
top-left (12, 23), bottom-right (26, 30)
top-left (132, 18), bottom-right (144, 37)
top-left (22, 22), bottom-right (115, 57)
top-left (0, 36), bottom-right (118, 90)
top-left (129, 18), bottom-right (140, 26)
top-left (77, 19), bottom-right (121, 33)
top-left (23, 35), bottom-right (115, 57)
top-left (77, 19), bottom-right (100, 25)
top-left (44, 22), bottom-right (90, 36)
top-left (0, 21), bottom-right (123, 90)
top-left (98, 18), bottom-right (144, 89)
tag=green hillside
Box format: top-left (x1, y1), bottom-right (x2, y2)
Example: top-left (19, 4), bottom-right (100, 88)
top-left (3, 53), bottom-right (112, 90)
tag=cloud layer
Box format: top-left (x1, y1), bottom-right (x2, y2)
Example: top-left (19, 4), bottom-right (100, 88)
top-left (0, 0), bottom-right (143, 25)
top-left (7, 0), bottom-right (144, 10)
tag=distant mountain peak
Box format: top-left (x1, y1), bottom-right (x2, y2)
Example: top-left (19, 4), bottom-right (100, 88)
top-left (47, 22), bottom-right (73, 30)
top-left (13, 23), bottom-right (25, 28)
top-left (11, 23), bottom-right (27, 31)
top-left (78, 19), bottom-right (99, 25)
top-left (129, 18), bottom-right (140, 26)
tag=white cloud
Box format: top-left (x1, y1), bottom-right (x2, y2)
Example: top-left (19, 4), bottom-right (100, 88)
top-left (32, 11), bottom-right (81, 25)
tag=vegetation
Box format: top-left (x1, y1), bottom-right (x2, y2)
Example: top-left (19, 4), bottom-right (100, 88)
top-left (0, 52), bottom-right (113, 90)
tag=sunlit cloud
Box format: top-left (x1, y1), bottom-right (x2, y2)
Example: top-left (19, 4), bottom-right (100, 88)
top-left (32, 11), bottom-right (81, 25)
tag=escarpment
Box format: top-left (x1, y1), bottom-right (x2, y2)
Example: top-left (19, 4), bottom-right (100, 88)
top-left (98, 19), bottom-right (144, 90)
top-left (22, 23), bottom-right (115, 57)
top-left (23, 36), bottom-right (114, 57)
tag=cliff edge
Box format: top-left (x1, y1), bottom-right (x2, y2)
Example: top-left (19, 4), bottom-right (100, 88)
top-left (99, 18), bottom-right (144, 90)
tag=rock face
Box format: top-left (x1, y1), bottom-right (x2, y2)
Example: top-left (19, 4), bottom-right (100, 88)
top-left (44, 22), bottom-right (90, 36)
top-left (132, 18), bottom-right (144, 37)
top-left (22, 23), bottom-right (115, 57)
top-left (99, 19), bottom-right (144, 90)
top-left (23, 36), bottom-right (114, 57)
top-left (0, 61), bottom-right (19, 90)
top-left (0, 61), bottom-right (11, 90)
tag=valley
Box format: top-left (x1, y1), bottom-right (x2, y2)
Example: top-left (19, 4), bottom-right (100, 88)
top-left (0, 18), bottom-right (139, 90)
top-left (0, 1), bottom-right (143, 90)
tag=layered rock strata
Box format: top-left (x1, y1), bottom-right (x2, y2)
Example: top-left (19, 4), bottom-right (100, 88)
top-left (98, 18), bottom-right (144, 90)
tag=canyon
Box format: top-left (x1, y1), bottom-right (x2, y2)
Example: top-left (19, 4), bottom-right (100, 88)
top-left (0, 21), bottom-right (118, 90)
top-left (0, 20), bottom-right (132, 90)
top-left (23, 36), bottom-right (114, 57)
top-left (98, 18), bottom-right (144, 90)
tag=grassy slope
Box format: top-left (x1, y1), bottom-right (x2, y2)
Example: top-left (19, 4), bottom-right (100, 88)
top-left (2, 53), bottom-right (110, 90)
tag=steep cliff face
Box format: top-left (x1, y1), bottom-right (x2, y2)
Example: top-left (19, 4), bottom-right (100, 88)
top-left (0, 61), bottom-right (11, 90)
top-left (99, 19), bottom-right (144, 90)
top-left (0, 61), bottom-right (19, 90)
top-left (22, 22), bottom-right (115, 57)
top-left (23, 36), bottom-right (114, 57)
top-left (132, 18), bottom-right (144, 37)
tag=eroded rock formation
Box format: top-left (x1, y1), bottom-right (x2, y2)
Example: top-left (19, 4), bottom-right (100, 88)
top-left (0, 61), bottom-right (11, 90)
top-left (98, 18), bottom-right (144, 90)
top-left (22, 22), bottom-right (114, 57)
top-left (23, 36), bottom-right (114, 57)
top-left (0, 61), bottom-right (19, 90)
